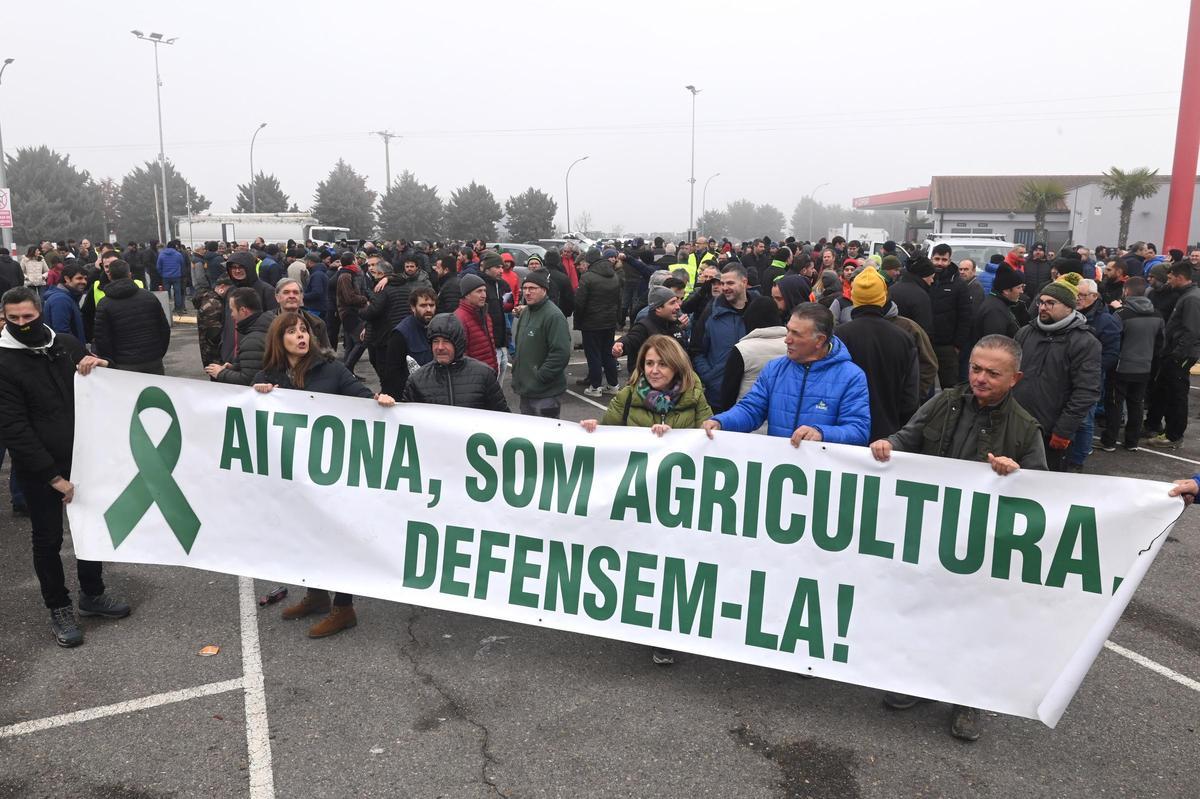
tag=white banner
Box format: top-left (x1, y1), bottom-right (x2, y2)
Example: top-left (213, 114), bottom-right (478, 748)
top-left (67, 370), bottom-right (1182, 726)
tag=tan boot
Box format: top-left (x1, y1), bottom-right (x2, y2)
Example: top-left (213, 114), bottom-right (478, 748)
top-left (307, 605), bottom-right (357, 638)
top-left (281, 588), bottom-right (330, 620)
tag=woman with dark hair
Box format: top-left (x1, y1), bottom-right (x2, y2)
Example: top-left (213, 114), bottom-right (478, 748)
top-left (578, 334), bottom-right (712, 666)
top-left (251, 311), bottom-right (396, 639)
top-left (21, 245), bottom-right (47, 296)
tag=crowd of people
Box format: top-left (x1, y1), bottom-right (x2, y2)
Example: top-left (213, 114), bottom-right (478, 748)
top-left (3, 229), bottom-right (1200, 743)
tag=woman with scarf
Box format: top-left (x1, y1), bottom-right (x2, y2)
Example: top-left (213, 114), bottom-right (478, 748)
top-left (251, 311), bottom-right (396, 639)
top-left (578, 334), bottom-right (712, 666)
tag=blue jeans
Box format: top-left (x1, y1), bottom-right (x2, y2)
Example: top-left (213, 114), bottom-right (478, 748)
top-left (1067, 404), bottom-right (1096, 466)
top-left (163, 276), bottom-right (185, 312)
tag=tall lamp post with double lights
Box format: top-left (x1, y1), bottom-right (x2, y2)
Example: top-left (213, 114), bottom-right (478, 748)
top-left (131, 30), bottom-right (177, 243)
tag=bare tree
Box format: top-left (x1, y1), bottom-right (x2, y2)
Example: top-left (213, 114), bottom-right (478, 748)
top-left (574, 211), bottom-right (593, 235)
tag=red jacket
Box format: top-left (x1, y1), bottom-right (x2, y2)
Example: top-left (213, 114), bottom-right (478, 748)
top-left (455, 299), bottom-right (498, 372)
top-left (561, 254), bottom-right (580, 290)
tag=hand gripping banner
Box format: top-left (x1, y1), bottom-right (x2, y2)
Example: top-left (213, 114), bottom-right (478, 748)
top-left (102, 385), bottom-right (202, 553)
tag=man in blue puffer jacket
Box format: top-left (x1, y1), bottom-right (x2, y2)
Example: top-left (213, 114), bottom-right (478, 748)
top-left (703, 302), bottom-right (871, 446)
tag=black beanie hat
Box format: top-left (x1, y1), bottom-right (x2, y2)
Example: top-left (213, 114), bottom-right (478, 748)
top-left (906, 255), bottom-right (935, 278)
top-left (992, 263), bottom-right (1025, 292)
top-left (522, 270), bottom-right (549, 291)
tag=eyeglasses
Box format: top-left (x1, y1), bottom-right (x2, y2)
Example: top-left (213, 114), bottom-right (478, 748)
top-left (1035, 298), bottom-right (1060, 307)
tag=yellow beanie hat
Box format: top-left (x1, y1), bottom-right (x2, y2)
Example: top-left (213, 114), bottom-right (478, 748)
top-left (851, 264), bottom-right (888, 307)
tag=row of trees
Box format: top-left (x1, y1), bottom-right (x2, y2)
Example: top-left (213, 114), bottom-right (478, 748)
top-left (2, 145), bottom-right (1166, 247)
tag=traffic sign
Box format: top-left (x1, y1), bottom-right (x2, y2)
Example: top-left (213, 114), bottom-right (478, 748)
top-left (0, 188), bottom-right (12, 229)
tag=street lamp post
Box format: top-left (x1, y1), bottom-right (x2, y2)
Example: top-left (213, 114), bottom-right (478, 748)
top-left (0, 58), bottom-right (14, 251)
top-left (700, 172), bottom-right (721, 235)
top-left (685, 85), bottom-right (700, 240)
top-left (372, 131), bottom-right (399, 194)
top-left (564, 155), bottom-right (589, 234)
top-left (249, 122), bottom-right (267, 213)
top-left (807, 182), bottom-right (830, 242)
top-left (131, 30), bottom-right (178, 244)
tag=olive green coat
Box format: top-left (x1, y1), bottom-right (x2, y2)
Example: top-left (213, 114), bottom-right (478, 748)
top-left (600, 381), bottom-right (713, 429)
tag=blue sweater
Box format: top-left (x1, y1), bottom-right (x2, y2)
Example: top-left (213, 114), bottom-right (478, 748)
top-left (156, 247), bottom-right (185, 279)
top-left (712, 336), bottom-right (872, 444)
top-left (304, 264), bottom-right (330, 312)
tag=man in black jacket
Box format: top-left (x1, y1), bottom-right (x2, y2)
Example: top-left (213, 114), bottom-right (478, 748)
top-left (836, 268), bottom-right (919, 440)
top-left (432, 254), bottom-right (462, 314)
top-left (970, 264), bottom-right (1024, 344)
top-left (401, 313), bottom-right (509, 412)
top-left (0, 248), bottom-right (23, 294)
top-left (614, 286), bottom-right (686, 374)
top-left (207, 288), bottom-right (273, 385)
top-left (928, 243), bottom-right (974, 388)
top-left (1022, 242), bottom-right (1055, 306)
top-left (0, 287), bottom-right (130, 647)
top-left (383, 288), bottom-right (437, 399)
top-left (220, 252), bottom-right (278, 364)
top-left (93, 260), bottom-right (171, 374)
top-left (888, 255), bottom-right (935, 340)
top-left (1145, 263), bottom-right (1200, 448)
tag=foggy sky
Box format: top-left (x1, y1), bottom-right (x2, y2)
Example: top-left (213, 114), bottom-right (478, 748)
top-left (1, 0), bottom-right (1191, 236)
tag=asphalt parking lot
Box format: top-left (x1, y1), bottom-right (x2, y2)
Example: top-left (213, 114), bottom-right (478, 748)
top-left (1, 318), bottom-right (1198, 799)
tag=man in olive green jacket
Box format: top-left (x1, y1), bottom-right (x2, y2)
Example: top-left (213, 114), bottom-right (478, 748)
top-left (511, 271), bottom-right (572, 418)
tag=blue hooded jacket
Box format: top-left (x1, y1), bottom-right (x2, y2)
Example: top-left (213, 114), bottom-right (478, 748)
top-left (977, 261), bottom-right (1000, 295)
top-left (42, 284), bottom-right (87, 343)
top-left (712, 336), bottom-right (871, 444)
top-left (155, 247), bottom-right (185, 279)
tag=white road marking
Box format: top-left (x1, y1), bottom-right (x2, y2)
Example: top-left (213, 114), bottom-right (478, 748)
top-left (1091, 436), bottom-right (1200, 466)
top-left (564, 389), bottom-right (610, 411)
top-left (1104, 641), bottom-right (1200, 693)
top-left (239, 576), bottom-right (276, 799)
top-left (0, 678), bottom-right (244, 738)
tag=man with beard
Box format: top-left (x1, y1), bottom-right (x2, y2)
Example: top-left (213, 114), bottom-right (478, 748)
top-left (41, 263), bottom-right (89, 343)
top-left (383, 287), bottom-right (438, 398)
top-left (220, 251), bottom-right (278, 366)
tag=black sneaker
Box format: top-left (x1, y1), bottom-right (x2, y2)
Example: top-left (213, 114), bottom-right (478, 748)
top-left (78, 593), bottom-right (131, 619)
top-left (651, 648), bottom-right (675, 666)
top-left (1098, 443), bottom-right (1117, 453)
top-left (50, 606), bottom-right (83, 647)
top-left (11, 504), bottom-right (29, 517)
top-left (949, 705), bottom-right (981, 741)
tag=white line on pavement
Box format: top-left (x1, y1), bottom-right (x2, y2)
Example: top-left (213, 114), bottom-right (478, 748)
top-left (1091, 435), bottom-right (1200, 466)
top-left (238, 576), bottom-right (276, 799)
top-left (565, 389), bottom-right (610, 411)
top-left (0, 677), bottom-right (245, 739)
top-left (1105, 640), bottom-right (1200, 693)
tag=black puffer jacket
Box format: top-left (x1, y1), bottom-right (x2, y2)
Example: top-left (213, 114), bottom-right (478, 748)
top-left (253, 357), bottom-right (373, 397)
top-left (93, 278), bottom-right (171, 366)
top-left (0, 331), bottom-right (86, 482)
top-left (220, 270), bottom-right (279, 363)
top-left (217, 311), bottom-right (274, 386)
top-left (401, 313), bottom-right (509, 412)
top-left (361, 272), bottom-right (430, 345)
top-left (928, 265), bottom-right (972, 348)
top-left (574, 259), bottom-right (622, 331)
top-left (836, 305), bottom-right (920, 440)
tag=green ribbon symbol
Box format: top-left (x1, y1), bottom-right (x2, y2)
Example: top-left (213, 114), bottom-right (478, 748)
top-left (104, 386), bottom-right (202, 554)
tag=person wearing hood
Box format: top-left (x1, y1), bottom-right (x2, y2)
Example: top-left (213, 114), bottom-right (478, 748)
top-left (718, 295), bottom-right (788, 419)
top-left (93, 259), bottom-right (171, 374)
top-left (41, 263), bottom-right (89, 344)
top-left (383, 287), bottom-right (437, 398)
top-left (1103, 277), bottom-right (1163, 451)
top-left (703, 302), bottom-right (870, 446)
top-left (511, 270), bottom-right (572, 418)
top-left (771, 273), bottom-right (812, 325)
top-left (207, 287), bottom-right (274, 385)
top-left (813, 269), bottom-right (842, 311)
top-left (574, 248), bottom-right (623, 396)
top-left (252, 311), bottom-right (397, 639)
top-left (539, 249), bottom-right (575, 317)
top-left (0, 286), bottom-right (127, 648)
top-left (220, 251), bottom-right (278, 365)
top-left (836, 268), bottom-right (920, 440)
top-left (401, 313), bottom-right (509, 412)
top-left (1013, 272), bottom-right (1102, 472)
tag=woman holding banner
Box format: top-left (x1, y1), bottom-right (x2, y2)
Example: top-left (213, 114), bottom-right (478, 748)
top-left (251, 311), bottom-right (397, 639)
top-left (579, 334), bottom-right (712, 666)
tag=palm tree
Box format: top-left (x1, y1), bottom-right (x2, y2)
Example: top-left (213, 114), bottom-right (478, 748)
top-left (1100, 167), bottom-right (1160, 249)
top-left (1017, 179), bottom-right (1066, 247)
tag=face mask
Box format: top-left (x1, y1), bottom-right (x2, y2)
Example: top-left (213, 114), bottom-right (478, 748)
top-left (9, 317), bottom-right (49, 347)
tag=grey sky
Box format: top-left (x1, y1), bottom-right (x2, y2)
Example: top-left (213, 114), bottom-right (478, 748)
top-left (2, 0), bottom-right (1192, 235)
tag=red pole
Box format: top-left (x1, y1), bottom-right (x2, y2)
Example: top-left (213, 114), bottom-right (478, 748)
top-left (1163, 0), bottom-right (1200, 252)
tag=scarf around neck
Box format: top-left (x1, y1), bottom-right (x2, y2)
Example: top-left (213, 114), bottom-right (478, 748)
top-left (636, 376), bottom-right (683, 415)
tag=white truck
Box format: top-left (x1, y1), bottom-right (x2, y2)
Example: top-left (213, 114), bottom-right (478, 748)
top-left (827, 225), bottom-right (890, 250)
top-left (175, 213), bottom-right (350, 249)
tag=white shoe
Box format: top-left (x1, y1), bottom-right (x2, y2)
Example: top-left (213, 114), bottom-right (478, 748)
top-left (583, 386), bottom-right (604, 397)
top-left (603, 383), bottom-right (620, 394)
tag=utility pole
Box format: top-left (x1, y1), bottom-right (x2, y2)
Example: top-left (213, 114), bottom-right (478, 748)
top-left (131, 31), bottom-right (178, 244)
top-left (565, 155), bottom-right (589, 234)
top-left (0, 58), bottom-right (14, 251)
top-left (685, 85), bottom-right (700, 241)
top-left (249, 122), bottom-right (267, 212)
top-left (372, 131), bottom-right (399, 193)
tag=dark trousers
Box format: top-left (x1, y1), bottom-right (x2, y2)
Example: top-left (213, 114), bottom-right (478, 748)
top-left (620, 281), bottom-right (642, 328)
top-left (367, 340), bottom-right (388, 382)
top-left (1159, 359), bottom-right (1195, 441)
top-left (934, 344), bottom-right (959, 390)
top-left (520, 395), bottom-right (562, 418)
top-left (1043, 434), bottom-right (1067, 472)
top-left (114, 360), bottom-right (166, 375)
top-left (1, 449), bottom-right (26, 509)
top-left (20, 476), bottom-right (104, 609)
top-left (327, 311), bottom-right (342, 354)
top-left (581, 328), bottom-right (618, 388)
top-left (1103, 374), bottom-right (1149, 448)
top-left (341, 314), bottom-right (366, 370)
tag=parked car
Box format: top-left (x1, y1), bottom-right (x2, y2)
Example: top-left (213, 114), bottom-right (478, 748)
top-left (487, 242), bottom-right (547, 266)
top-left (920, 232), bottom-right (1017, 266)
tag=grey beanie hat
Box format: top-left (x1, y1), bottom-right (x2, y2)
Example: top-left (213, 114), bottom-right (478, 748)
top-left (647, 285), bottom-right (676, 310)
top-left (459, 274), bottom-right (486, 295)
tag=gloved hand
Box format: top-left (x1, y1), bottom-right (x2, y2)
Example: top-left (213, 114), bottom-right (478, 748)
top-left (1049, 433), bottom-right (1072, 451)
